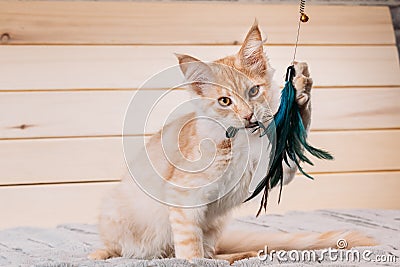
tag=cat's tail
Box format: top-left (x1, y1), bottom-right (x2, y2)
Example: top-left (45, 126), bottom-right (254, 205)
top-left (216, 227), bottom-right (377, 254)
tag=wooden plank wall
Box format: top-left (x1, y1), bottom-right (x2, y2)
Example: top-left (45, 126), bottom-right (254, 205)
top-left (0, 2), bottom-right (399, 229)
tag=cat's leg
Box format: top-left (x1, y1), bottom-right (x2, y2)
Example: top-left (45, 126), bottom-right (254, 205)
top-left (202, 216), bottom-right (228, 258)
top-left (88, 213), bottom-right (122, 260)
top-left (169, 207), bottom-right (205, 260)
top-left (89, 180), bottom-right (172, 260)
top-left (202, 227), bottom-right (218, 258)
top-left (90, 203), bottom-right (169, 260)
top-left (283, 61), bottom-right (313, 185)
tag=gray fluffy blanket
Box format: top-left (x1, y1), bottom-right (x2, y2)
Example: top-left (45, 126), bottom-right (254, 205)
top-left (0, 210), bottom-right (399, 266)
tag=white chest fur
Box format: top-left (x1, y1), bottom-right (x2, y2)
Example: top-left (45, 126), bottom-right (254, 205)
top-left (206, 130), bottom-right (268, 218)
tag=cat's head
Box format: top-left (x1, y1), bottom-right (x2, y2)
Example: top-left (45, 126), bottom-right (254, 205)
top-left (177, 22), bottom-right (275, 130)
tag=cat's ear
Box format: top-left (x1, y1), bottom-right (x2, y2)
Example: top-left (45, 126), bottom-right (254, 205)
top-left (176, 54), bottom-right (213, 95)
top-left (238, 20), bottom-right (267, 74)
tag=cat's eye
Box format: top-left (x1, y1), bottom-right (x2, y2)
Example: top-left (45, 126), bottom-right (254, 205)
top-left (248, 85), bottom-right (260, 98)
top-left (218, 97), bottom-right (232, 107)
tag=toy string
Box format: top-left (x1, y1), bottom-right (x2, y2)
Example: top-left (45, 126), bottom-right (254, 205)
top-left (293, 0), bottom-right (308, 63)
top-left (292, 19), bottom-right (301, 64)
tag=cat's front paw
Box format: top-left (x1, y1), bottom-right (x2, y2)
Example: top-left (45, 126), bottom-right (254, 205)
top-left (293, 61), bottom-right (313, 108)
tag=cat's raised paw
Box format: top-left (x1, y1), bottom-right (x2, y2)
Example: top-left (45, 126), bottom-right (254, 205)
top-left (293, 61), bottom-right (313, 107)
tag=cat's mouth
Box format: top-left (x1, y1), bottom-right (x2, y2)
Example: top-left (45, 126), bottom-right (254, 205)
top-left (226, 121), bottom-right (268, 138)
top-left (245, 122), bottom-right (259, 129)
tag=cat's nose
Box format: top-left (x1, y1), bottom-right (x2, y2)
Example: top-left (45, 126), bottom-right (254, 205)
top-left (243, 113), bottom-right (254, 122)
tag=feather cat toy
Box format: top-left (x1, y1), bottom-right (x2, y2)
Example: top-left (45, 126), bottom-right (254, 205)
top-left (226, 0), bottom-right (334, 216)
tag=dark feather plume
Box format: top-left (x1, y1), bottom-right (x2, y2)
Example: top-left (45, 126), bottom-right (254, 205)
top-left (244, 65), bottom-right (334, 216)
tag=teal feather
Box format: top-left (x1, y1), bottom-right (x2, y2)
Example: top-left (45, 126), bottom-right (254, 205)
top-left (244, 65), bottom-right (334, 216)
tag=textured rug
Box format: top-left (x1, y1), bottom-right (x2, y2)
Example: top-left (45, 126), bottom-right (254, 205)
top-left (0, 209), bottom-right (399, 267)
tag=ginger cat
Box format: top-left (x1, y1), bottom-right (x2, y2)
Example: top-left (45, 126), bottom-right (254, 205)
top-left (89, 23), bottom-right (376, 264)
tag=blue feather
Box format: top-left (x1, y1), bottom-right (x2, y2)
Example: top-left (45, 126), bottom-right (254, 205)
top-left (244, 65), bottom-right (334, 216)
